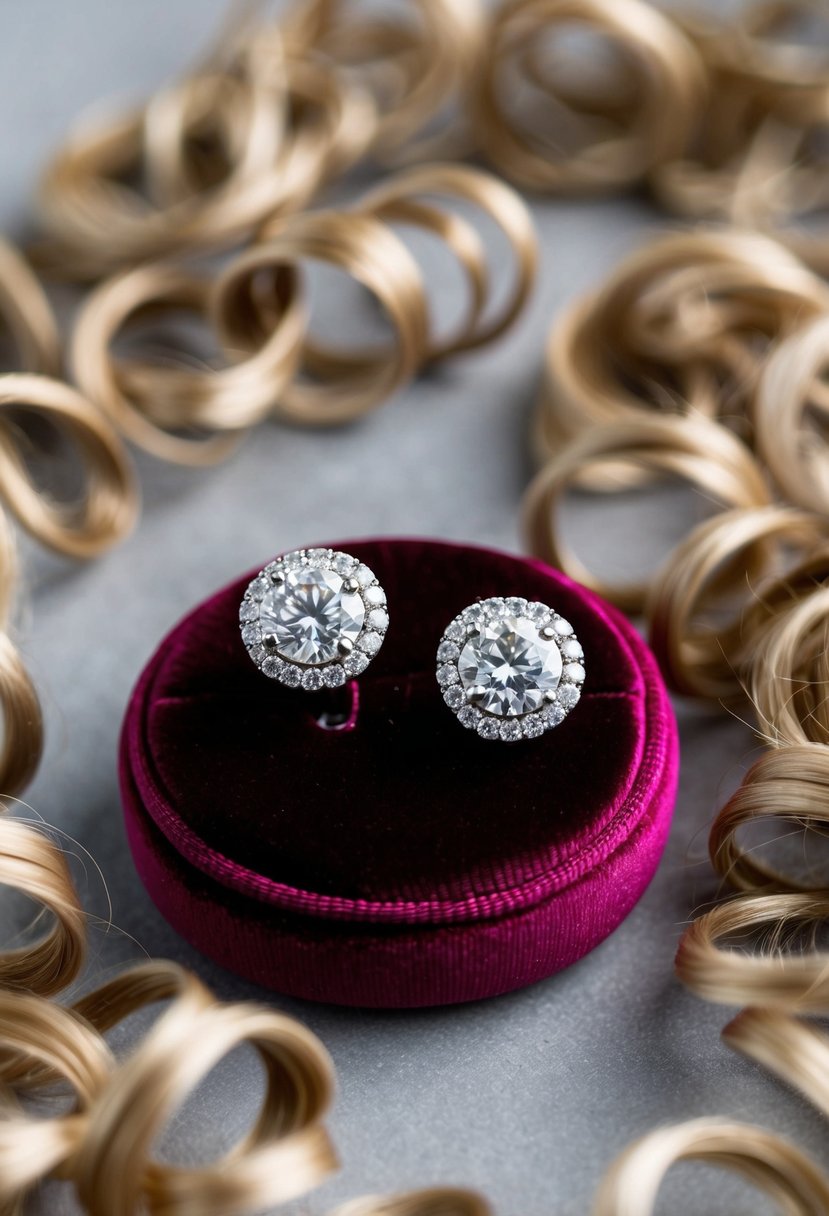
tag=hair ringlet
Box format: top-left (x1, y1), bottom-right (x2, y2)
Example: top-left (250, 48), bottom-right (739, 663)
top-left (219, 207), bottom-right (430, 425)
top-left (592, 1116), bottom-right (829, 1215)
top-left (35, 32), bottom-right (370, 280)
top-left (0, 816), bottom-right (86, 997)
top-left (723, 1007), bottom-right (829, 1123)
top-left (754, 314), bottom-right (829, 514)
top-left (645, 505), bottom-right (829, 700)
top-left (70, 971), bottom-right (337, 1216)
top-left (0, 239), bottom-right (61, 376)
top-left (284, 0), bottom-right (485, 162)
top-left (535, 228), bottom-right (829, 476)
top-left (472, 0), bottom-right (706, 193)
top-left (71, 260), bottom-right (306, 464)
top-left (675, 891), bottom-right (829, 1012)
top-left (708, 743), bottom-right (829, 896)
top-left (355, 162), bottom-right (537, 360)
top-left (651, 2), bottom-right (829, 264)
top-left (745, 583), bottom-right (829, 750)
top-left (0, 373), bottom-right (138, 558)
top-left (524, 412), bottom-right (771, 613)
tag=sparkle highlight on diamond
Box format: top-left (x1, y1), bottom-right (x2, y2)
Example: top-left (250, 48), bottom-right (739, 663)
top-left (259, 566), bottom-right (365, 665)
top-left (459, 616), bottom-right (562, 717)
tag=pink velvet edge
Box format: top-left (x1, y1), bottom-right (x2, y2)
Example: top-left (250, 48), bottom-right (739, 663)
top-left (119, 543), bottom-right (678, 1006)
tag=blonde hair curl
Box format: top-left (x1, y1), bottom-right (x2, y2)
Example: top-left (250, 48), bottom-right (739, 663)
top-left (651, 2), bottom-right (829, 272)
top-left (524, 412), bottom-right (771, 614)
top-left (528, 222), bottom-right (829, 1210)
top-left (0, 242), bottom-right (136, 797)
top-left (592, 1117), bottom-right (829, 1215)
top-left (534, 228), bottom-right (829, 474)
top-left (471, 0), bottom-right (705, 193)
top-left (645, 506), bottom-right (829, 701)
top-left (35, 30), bottom-right (374, 279)
top-left (69, 164), bottom-right (535, 456)
top-left (754, 313), bottom-right (829, 514)
top-left (284, 0), bottom-right (485, 162)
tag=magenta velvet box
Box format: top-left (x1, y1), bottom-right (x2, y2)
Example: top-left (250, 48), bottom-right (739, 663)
top-left (119, 539), bottom-right (678, 1008)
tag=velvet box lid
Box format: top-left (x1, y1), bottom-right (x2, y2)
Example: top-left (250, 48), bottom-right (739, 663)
top-left (119, 539), bottom-right (678, 1008)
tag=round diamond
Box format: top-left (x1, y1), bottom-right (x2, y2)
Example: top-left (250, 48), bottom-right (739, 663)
top-left (262, 657), bottom-right (284, 679)
top-left (358, 631), bottom-right (383, 655)
top-left (355, 563), bottom-right (375, 587)
top-left (558, 684), bottom-right (581, 709)
top-left (440, 597), bottom-right (585, 740)
top-left (344, 651), bottom-right (369, 676)
top-left (302, 669), bottom-right (324, 691)
top-left (369, 608), bottom-right (389, 632)
top-left (459, 615), bottom-right (562, 717)
top-left (241, 623), bottom-right (261, 646)
top-left (543, 702), bottom-right (565, 727)
top-left (323, 664), bottom-right (347, 688)
top-left (258, 565), bottom-right (365, 666)
top-left (279, 665), bottom-right (301, 688)
top-left (365, 585), bottom-right (386, 606)
top-left (239, 600), bottom-right (257, 623)
top-left (333, 553), bottom-right (355, 575)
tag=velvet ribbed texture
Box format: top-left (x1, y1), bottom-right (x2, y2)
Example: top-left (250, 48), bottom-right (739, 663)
top-left (120, 539), bottom-right (678, 1006)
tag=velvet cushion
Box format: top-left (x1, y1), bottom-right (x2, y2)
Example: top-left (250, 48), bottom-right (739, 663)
top-left (120, 539), bottom-right (678, 1007)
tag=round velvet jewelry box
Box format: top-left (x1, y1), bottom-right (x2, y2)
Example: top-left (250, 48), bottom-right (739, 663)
top-left (120, 539), bottom-right (678, 1008)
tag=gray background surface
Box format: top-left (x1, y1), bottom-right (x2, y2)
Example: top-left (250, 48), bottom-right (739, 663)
top-left (0, 4), bottom-right (822, 1213)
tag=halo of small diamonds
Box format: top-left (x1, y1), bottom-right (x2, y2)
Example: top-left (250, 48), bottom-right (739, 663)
top-left (436, 597), bottom-right (585, 741)
top-left (240, 548), bottom-right (389, 687)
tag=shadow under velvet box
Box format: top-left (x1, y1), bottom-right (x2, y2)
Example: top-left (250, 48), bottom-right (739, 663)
top-left (119, 539), bottom-right (679, 1008)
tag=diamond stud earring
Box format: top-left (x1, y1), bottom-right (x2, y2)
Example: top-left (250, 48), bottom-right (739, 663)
top-left (436, 597), bottom-right (585, 741)
top-left (240, 548), bottom-right (389, 689)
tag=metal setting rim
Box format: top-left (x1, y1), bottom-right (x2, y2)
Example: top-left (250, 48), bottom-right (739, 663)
top-left (436, 596), bottom-right (585, 742)
top-left (239, 548), bottom-right (389, 690)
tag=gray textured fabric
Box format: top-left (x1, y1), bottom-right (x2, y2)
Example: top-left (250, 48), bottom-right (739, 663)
top-left (1, 5), bottom-right (822, 1214)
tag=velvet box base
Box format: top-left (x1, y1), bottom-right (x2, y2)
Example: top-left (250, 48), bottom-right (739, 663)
top-left (120, 539), bottom-right (678, 1008)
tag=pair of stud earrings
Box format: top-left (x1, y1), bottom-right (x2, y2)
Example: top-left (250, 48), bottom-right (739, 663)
top-left (239, 548), bottom-right (585, 743)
